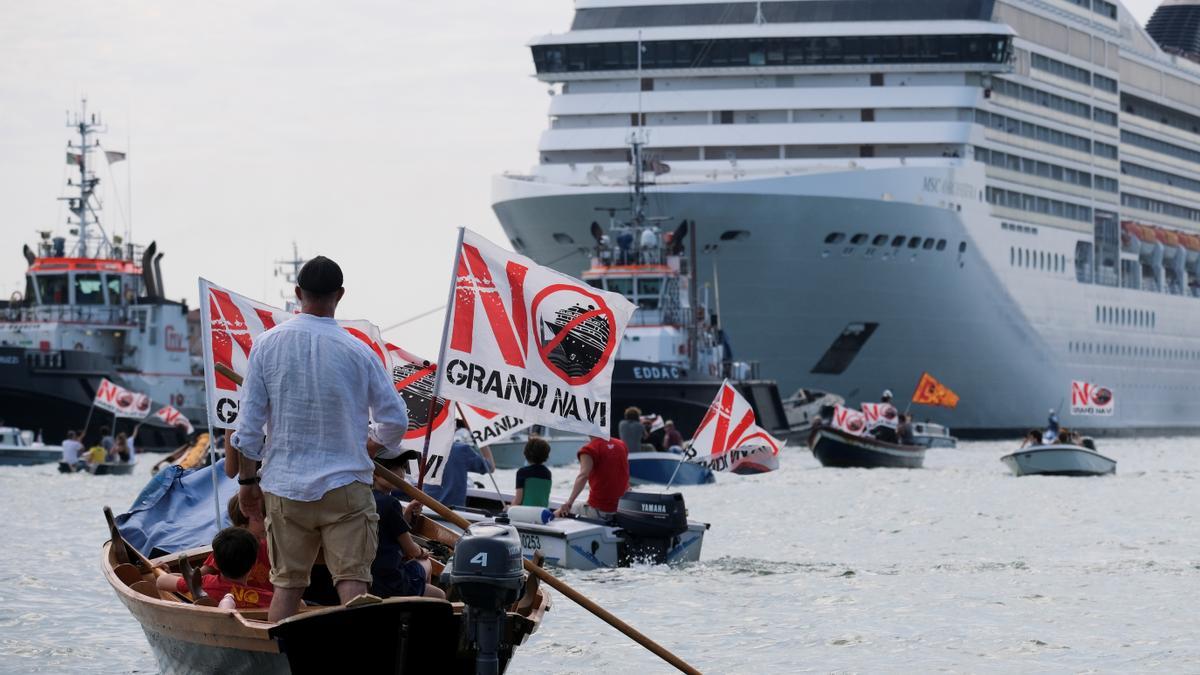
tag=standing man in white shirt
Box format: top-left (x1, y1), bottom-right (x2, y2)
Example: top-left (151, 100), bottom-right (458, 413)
top-left (231, 256), bottom-right (408, 622)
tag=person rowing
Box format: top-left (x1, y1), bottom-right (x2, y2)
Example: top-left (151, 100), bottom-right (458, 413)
top-left (229, 255), bottom-right (409, 622)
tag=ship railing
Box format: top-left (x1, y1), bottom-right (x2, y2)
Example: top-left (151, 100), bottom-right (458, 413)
top-left (25, 350), bottom-right (64, 370)
top-left (7, 305), bottom-right (132, 325)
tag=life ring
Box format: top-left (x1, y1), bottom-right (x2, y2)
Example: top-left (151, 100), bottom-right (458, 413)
top-left (173, 393), bottom-right (185, 406)
top-left (9, 291), bottom-right (22, 304)
top-left (74, 342), bottom-right (84, 350)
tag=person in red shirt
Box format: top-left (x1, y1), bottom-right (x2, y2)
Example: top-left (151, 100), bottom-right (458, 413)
top-left (198, 494), bottom-right (272, 596)
top-left (554, 436), bottom-right (630, 520)
top-left (157, 527), bottom-right (273, 609)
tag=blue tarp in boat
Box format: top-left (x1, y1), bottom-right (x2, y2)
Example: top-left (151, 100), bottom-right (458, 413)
top-left (117, 459), bottom-right (238, 557)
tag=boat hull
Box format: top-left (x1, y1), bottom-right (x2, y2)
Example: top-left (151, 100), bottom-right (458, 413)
top-left (90, 462), bottom-right (136, 475)
top-left (460, 488), bottom-right (707, 569)
top-left (627, 451), bottom-right (715, 486)
top-left (1000, 445), bottom-right (1117, 476)
top-left (809, 428), bottom-right (926, 469)
top-left (0, 447), bottom-right (62, 466)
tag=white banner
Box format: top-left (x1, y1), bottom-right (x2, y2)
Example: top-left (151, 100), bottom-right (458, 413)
top-left (154, 405), bottom-right (194, 434)
top-left (861, 402), bottom-right (898, 430)
top-left (1070, 380), bottom-right (1114, 416)
top-left (830, 404), bottom-right (868, 436)
top-left (458, 404), bottom-right (532, 447)
top-left (385, 343), bottom-right (454, 486)
top-left (94, 378), bottom-right (151, 419)
top-left (683, 380), bottom-right (784, 472)
top-left (199, 279), bottom-right (390, 430)
top-left (437, 229), bottom-right (636, 437)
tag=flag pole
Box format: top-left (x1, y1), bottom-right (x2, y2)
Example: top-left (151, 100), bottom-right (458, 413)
top-left (418, 226), bottom-right (466, 490)
top-left (663, 441), bottom-right (690, 491)
top-left (198, 279), bottom-right (224, 529)
top-left (455, 402), bottom-right (505, 503)
top-left (80, 400), bottom-right (97, 442)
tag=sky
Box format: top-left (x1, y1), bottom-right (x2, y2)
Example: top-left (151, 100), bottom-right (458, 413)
top-left (0, 0), bottom-right (1165, 357)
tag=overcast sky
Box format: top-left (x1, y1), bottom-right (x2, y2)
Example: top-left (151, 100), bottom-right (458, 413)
top-left (0, 0), bottom-right (1164, 357)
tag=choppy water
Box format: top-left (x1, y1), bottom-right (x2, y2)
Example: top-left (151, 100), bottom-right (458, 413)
top-left (1, 439), bottom-right (1197, 673)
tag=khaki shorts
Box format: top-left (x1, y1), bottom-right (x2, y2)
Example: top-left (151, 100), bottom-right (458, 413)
top-left (264, 482), bottom-right (379, 588)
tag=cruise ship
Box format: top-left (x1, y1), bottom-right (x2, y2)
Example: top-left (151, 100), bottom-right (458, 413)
top-left (492, 0), bottom-right (1200, 435)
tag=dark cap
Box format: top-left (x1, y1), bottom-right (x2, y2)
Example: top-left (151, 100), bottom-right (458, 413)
top-left (297, 256), bottom-right (343, 295)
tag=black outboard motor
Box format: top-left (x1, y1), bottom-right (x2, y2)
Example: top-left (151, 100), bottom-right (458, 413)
top-left (446, 515), bottom-right (525, 675)
top-left (613, 492), bottom-right (690, 565)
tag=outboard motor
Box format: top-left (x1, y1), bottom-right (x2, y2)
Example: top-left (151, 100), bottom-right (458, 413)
top-left (613, 492), bottom-right (690, 565)
top-left (445, 515), bottom-right (525, 675)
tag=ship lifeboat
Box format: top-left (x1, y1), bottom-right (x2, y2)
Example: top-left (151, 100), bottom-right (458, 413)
top-left (1179, 231), bottom-right (1200, 265)
top-left (1156, 228), bottom-right (1183, 262)
top-left (1120, 221), bottom-right (1142, 254)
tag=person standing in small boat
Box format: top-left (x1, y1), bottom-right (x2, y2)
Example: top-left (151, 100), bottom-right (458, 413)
top-left (871, 390), bottom-right (900, 443)
top-left (619, 406), bottom-right (647, 454)
top-left (61, 430), bottom-right (85, 470)
top-left (897, 414), bottom-right (917, 446)
top-left (1043, 409), bottom-right (1060, 444)
top-left (555, 436), bottom-right (630, 520)
top-left (230, 256), bottom-right (409, 622)
top-left (422, 439), bottom-right (495, 508)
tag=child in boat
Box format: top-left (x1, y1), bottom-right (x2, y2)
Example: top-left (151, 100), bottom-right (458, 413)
top-left (84, 444), bottom-right (108, 467)
top-left (156, 527), bottom-right (274, 609)
top-left (511, 437), bottom-right (552, 508)
top-left (371, 459), bottom-right (445, 600)
top-left (199, 495), bottom-right (271, 593)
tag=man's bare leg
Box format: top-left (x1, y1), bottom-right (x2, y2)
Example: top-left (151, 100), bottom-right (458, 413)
top-left (268, 587), bottom-right (306, 622)
top-left (335, 579), bottom-right (369, 605)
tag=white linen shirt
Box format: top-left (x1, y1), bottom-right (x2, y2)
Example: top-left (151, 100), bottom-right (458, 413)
top-left (232, 313), bottom-right (408, 501)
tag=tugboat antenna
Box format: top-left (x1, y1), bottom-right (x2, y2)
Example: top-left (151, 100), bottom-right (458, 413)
top-left (63, 98), bottom-right (111, 259)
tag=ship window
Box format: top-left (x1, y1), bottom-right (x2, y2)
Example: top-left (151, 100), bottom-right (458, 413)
top-left (74, 273), bottom-right (104, 305)
top-left (935, 239), bottom-right (947, 251)
top-left (586, 279), bottom-right (604, 290)
top-left (824, 232), bottom-right (845, 244)
top-left (959, 242), bottom-right (967, 253)
top-left (105, 275), bottom-right (122, 305)
top-left (923, 239), bottom-right (935, 250)
top-left (909, 238), bottom-right (922, 249)
top-left (720, 229), bottom-right (750, 241)
top-left (850, 233), bottom-right (868, 245)
top-left (892, 236), bottom-right (906, 247)
top-left (552, 232), bottom-right (575, 244)
top-left (872, 234), bottom-right (888, 246)
top-left (35, 274), bottom-right (68, 305)
top-left (636, 278), bottom-right (662, 309)
top-left (606, 277), bottom-right (633, 297)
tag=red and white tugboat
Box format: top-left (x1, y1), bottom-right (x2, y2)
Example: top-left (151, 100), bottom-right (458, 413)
top-left (0, 101), bottom-right (204, 449)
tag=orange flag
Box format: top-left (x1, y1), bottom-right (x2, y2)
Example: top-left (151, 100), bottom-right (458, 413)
top-left (911, 372), bottom-right (959, 409)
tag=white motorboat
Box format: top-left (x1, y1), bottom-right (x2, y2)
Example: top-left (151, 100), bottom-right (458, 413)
top-left (0, 426), bottom-right (62, 466)
top-left (1000, 443), bottom-right (1116, 477)
top-left (420, 487), bottom-right (708, 570)
top-left (910, 421), bottom-right (959, 449)
top-left (487, 430), bottom-right (585, 469)
top-left (783, 389), bottom-right (844, 436)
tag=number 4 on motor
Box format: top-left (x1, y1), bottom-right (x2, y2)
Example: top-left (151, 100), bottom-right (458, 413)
top-left (470, 552), bottom-right (488, 566)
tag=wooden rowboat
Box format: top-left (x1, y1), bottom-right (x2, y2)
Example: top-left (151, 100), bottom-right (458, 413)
top-left (808, 427), bottom-right (926, 469)
top-left (103, 512), bottom-right (550, 674)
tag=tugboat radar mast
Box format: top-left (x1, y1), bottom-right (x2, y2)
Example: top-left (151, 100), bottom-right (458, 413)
top-left (61, 99), bottom-right (115, 260)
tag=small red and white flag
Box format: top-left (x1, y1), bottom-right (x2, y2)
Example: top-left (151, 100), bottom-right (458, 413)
top-left (830, 405), bottom-right (868, 436)
top-left (684, 380), bottom-right (784, 473)
top-left (1070, 380), bottom-right (1114, 416)
top-left (94, 378), bottom-right (152, 419)
top-left (154, 405), bottom-right (194, 434)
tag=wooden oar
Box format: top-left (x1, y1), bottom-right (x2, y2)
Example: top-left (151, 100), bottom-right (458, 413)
top-left (373, 461), bottom-right (701, 675)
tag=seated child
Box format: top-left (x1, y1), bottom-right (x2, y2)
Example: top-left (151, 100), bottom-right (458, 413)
top-left (371, 460), bottom-right (445, 600)
top-left (85, 444), bottom-right (108, 467)
top-left (156, 527), bottom-right (273, 609)
top-left (199, 495), bottom-right (271, 595)
top-left (511, 438), bottom-right (552, 508)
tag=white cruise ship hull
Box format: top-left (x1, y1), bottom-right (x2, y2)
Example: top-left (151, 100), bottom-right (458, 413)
top-left (494, 161), bottom-right (1200, 435)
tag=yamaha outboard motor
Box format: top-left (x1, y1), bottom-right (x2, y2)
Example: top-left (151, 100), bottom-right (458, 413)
top-left (446, 515), bottom-right (525, 675)
top-left (613, 492), bottom-right (690, 565)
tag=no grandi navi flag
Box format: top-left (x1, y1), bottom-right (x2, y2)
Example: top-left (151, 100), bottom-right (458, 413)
top-left (435, 228), bottom-right (636, 438)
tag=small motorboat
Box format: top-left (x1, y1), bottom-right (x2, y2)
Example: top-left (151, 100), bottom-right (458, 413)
top-left (910, 421), bottom-right (958, 449)
top-left (103, 506), bottom-right (550, 674)
top-left (809, 427), bottom-right (926, 469)
top-left (1000, 441), bottom-right (1116, 476)
top-left (0, 426), bottom-right (62, 466)
top-left (454, 488), bottom-right (709, 570)
top-left (627, 451), bottom-right (715, 486)
top-left (488, 431), bottom-right (585, 469)
top-left (783, 388), bottom-right (844, 436)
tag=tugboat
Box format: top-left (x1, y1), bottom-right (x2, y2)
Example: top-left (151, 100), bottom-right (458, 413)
top-left (0, 101), bottom-right (204, 449)
top-left (579, 139), bottom-right (790, 440)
